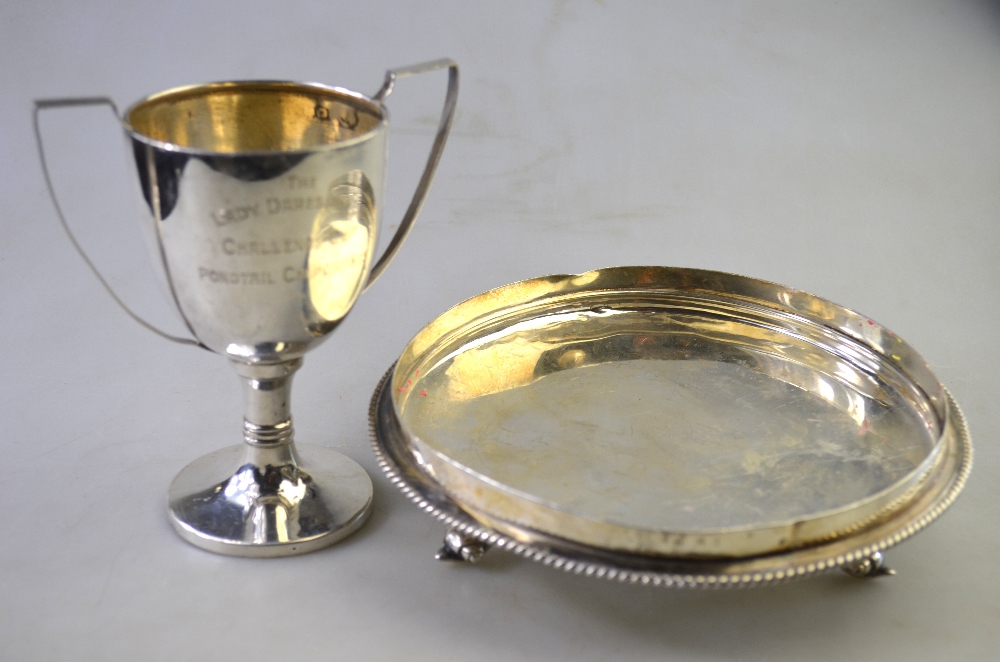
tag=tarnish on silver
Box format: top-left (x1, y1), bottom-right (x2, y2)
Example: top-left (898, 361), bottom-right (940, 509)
top-left (34, 61), bottom-right (459, 557)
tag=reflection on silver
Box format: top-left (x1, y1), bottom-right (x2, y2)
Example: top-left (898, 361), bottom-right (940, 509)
top-left (841, 551), bottom-right (895, 578)
top-left (436, 529), bottom-right (490, 563)
top-left (35, 60), bottom-right (459, 557)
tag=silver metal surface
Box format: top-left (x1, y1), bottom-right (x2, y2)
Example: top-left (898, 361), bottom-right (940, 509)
top-left (32, 98), bottom-right (204, 348)
top-left (371, 364), bottom-right (972, 588)
top-left (841, 551), bottom-right (894, 578)
top-left (168, 443), bottom-right (372, 558)
top-left (366, 59), bottom-right (458, 289)
top-left (167, 359), bottom-right (373, 557)
top-left (370, 266), bottom-right (973, 586)
top-left (436, 529), bottom-right (490, 563)
top-left (34, 61), bottom-right (459, 556)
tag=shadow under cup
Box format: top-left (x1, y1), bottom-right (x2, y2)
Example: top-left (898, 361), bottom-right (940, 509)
top-left (122, 82), bottom-right (388, 362)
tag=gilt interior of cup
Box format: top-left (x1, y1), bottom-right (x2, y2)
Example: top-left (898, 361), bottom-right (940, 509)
top-left (122, 81), bottom-right (386, 155)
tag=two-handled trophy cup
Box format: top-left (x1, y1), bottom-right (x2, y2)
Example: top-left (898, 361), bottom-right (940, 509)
top-left (34, 60), bottom-right (458, 557)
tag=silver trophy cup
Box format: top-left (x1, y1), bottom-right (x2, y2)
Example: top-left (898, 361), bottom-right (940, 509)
top-left (34, 60), bottom-right (458, 557)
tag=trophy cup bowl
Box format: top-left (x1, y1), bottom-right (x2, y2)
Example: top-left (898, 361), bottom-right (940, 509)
top-left (34, 60), bottom-right (458, 557)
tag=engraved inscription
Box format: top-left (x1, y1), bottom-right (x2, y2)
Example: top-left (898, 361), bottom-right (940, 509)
top-left (222, 237), bottom-right (311, 256)
top-left (211, 204), bottom-right (260, 227)
top-left (199, 267), bottom-right (276, 285)
top-left (215, 175), bottom-right (365, 221)
top-left (267, 191), bottom-right (340, 215)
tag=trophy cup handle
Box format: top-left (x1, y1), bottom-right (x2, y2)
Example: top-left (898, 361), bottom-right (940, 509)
top-left (363, 58), bottom-right (459, 291)
top-left (32, 98), bottom-right (207, 349)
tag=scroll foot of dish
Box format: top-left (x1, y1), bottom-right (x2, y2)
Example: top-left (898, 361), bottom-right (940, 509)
top-left (841, 551), bottom-right (895, 579)
top-left (436, 529), bottom-right (490, 563)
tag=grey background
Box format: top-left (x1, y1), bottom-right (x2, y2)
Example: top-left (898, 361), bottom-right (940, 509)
top-left (2, 1), bottom-right (998, 659)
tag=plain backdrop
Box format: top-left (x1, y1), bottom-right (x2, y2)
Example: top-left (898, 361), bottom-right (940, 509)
top-left (2, 2), bottom-right (998, 660)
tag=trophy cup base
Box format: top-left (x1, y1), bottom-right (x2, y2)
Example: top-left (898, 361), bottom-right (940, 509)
top-left (167, 443), bottom-right (373, 558)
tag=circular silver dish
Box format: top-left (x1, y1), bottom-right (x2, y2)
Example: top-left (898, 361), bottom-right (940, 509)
top-left (371, 267), bottom-right (971, 584)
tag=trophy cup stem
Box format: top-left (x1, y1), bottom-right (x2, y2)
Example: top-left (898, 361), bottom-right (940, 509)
top-left (237, 360), bottom-right (299, 448)
top-left (166, 359), bottom-right (373, 557)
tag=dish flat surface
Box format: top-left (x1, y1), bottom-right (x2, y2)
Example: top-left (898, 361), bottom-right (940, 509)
top-left (407, 351), bottom-right (932, 531)
top-left (393, 268), bottom-right (948, 556)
